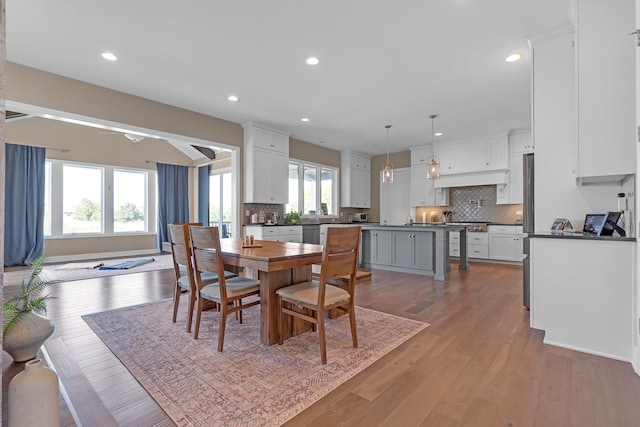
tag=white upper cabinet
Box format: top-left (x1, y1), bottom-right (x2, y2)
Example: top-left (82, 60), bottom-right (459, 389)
top-left (434, 135), bottom-right (508, 176)
top-left (341, 151), bottom-right (371, 208)
top-left (497, 130), bottom-right (532, 205)
top-left (509, 131), bottom-right (534, 154)
top-left (243, 122), bottom-right (290, 204)
top-left (576, 0), bottom-right (635, 182)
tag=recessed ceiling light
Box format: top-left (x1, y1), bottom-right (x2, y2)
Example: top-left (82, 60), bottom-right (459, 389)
top-left (301, 117), bottom-right (310, 122)
top-left (227, 95), bottom-right (239, 102)
top-left (435, 132), bottom-right (443, 137)
top-left (505, 53), bottom-right (523, 63)
top-left (101, 52), bottom-right (118, 61)
top-left (306, 57), bottom-right (320, 65)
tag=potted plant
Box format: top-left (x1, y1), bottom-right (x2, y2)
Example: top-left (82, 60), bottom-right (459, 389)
top-left (285, 211), bottom-right (301, 225)
top-left (3, 257), bottom-right (56, 362)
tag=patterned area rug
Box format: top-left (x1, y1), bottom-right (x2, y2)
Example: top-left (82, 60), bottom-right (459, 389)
top-left (83, 299), bottom-right (429, 426)
top-left (39, 254), bottom-right (173, 282)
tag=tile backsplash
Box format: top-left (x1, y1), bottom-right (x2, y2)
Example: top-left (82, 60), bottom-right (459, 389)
top-left (415, 185), bottom-right (523, 224)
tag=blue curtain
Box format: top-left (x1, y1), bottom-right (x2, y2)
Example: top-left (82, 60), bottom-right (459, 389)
top-left (157, 163), bottom-right (190, 247)
top-left (4, 144), bottom-right (46, 266)
top-left (198, 165), bottom-right (210, 226)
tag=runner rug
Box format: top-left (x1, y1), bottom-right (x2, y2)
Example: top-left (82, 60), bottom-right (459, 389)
top-left (39, 254), bottom-right (173, 282)
top-left (83, 299), bottom-right (429, 427)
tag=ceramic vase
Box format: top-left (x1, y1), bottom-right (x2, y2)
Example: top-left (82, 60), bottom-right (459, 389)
top-left (3, 312), bottom-right (55, 362)
top-left (8, 359), bottom-right (60, 427)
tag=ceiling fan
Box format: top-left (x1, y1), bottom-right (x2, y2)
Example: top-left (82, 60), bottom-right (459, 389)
top-left (97, 130), bottom-right (145, 142)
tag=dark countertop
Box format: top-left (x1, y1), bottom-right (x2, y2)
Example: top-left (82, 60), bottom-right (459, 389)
top-left (530, 231), bottom-right (635, 242)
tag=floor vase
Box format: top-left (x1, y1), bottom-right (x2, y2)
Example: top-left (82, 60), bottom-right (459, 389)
top-left (3, 312), bottom-right (55, 362)
top-left (8, 359), bottom-right (60, 427)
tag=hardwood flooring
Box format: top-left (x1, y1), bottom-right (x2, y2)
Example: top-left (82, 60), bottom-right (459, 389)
top-left (4, 261), bottom-right (640, 426)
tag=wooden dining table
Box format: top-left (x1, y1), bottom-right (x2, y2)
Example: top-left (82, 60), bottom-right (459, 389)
top-left (219, 238), bottom-right (324, 345)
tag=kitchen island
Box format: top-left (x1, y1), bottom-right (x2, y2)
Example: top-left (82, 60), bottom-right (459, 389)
top-left (360, 223), bottom-right (469, 280)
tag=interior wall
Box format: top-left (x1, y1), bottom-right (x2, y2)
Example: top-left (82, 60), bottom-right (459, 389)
top-left (289, 137), bottom-right (340, 167)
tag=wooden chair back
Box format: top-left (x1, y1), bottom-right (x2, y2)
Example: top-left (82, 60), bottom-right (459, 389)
top-left (189, 226), bottom-right (227, 294)
top-left (318, 226), bottom-right (361, 303)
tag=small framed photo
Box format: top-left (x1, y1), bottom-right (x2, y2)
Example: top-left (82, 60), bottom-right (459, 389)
top-left (551, 218), bottom-right (572, 232)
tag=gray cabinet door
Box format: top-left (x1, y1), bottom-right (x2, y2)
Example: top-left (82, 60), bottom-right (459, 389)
top-left (393, 231), bottom-right (414, 268)
top-left (413, 232), bottom-right (434, 271)
top-left (376, 230), bottom-right (393, 266)
top-left (362, 230), bottom-right (393, 266)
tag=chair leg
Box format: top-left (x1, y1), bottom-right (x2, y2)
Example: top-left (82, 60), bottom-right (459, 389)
top-left (238, 298), bottom-right (243, 324)
top-left (277, 295), bottom-right (284, 345)
top-left (194, 296), bottom-right (205, 340)
top-left (186, 291), bottom-right (195, 333)
top-left (348, 301), bottom-right (358, 348)
top-left (218, 302), bottom-right (227, 352)
top-left (318, 310), bottom-right (327, 365)
top-left (172, 284), bottom-right (181, 323)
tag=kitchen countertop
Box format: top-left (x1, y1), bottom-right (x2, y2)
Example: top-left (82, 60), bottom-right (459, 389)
top-left (530, 231), bottom-right (635, 242)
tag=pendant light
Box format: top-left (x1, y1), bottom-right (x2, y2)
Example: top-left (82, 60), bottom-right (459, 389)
top-left (427, 114), bottom-right (440, 180)
top-left (382, 125), bottom-right (394, 183)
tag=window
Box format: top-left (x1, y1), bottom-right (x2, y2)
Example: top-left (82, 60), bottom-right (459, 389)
top-left (63, 164), bottom-right (103, 234)
top-left (209, 170), bottom-right (232, 237)
top-left (44, 160), bottom-right (156, 238)
top-left (287, 160), bottom-right (338, 216)
top-left (114, 169), bottom-right (147, 233)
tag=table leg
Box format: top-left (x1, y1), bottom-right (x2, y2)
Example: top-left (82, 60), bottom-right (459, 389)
top-left (259, 265), bottom-right (313, 345)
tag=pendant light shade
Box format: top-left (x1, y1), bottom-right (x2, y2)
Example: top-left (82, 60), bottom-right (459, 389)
top-left (427, 114), bottom-right (440, 180)
top-left (382, 124), bottom-right (393, 184)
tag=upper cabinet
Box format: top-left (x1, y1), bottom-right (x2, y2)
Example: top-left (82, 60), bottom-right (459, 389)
top-left (576, 0), bottom-right (635, 183)
top-left (410, 146), bottom-right (449, 207)
top-left (341, 151), bottom-right (371, 208)
top-left (434, 135), bottom-right (508, 176)
top-left (243, 122), bottom-right (290, 204)
top-left (497, 130), bottom-right (532, 205)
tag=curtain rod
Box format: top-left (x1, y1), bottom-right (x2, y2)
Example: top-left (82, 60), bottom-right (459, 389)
top-left (46, 147), bottom-right (70, 153)
top-left (145, 160), bottom-right (195, 168)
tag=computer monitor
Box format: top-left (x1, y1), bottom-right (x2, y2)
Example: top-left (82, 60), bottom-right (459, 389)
top-left (583, 214), bottom-right (606, 235)
top-left (599, 211), bottom-right (624, 236)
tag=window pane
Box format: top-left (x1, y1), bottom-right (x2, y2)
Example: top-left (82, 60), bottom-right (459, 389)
top-left (63, 165), bottom-right (103, 234)
top-left (287, 162), bottom-right (299, 214)
top-left (303, 165), bottom-right (317, 214)
top-left (321, 168), bottom-right (334, 215)
top-left (43, 162), bottom-right (52, 236)
top-left (114, 170), bottom-right (147, 232)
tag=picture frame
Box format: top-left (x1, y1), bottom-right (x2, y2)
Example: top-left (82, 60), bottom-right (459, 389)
top-left (551, 218), bottom-right (572, 232)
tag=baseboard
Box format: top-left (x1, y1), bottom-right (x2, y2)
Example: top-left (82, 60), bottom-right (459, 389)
top-left (543, 337), bottom-right (632, 364)
top-left (632, 346), bottom-right (640, 375)
top-left (44, 249), bottom-right (161, 264)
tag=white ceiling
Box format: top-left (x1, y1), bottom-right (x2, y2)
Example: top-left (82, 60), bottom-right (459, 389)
top-left (6, 0), bottom-right (574, 156)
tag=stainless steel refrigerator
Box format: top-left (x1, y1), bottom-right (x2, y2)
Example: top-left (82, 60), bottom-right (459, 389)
top-left (522, 153), bottom-right (534, 309)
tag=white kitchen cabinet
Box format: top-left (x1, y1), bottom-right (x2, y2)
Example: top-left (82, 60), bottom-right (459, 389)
top-left (244, 225), bottom-right (302, 243)
top-left (509, 131), bottom-right (534, 154)
top-left (341, 151), bottom-right (371, 208)
top-left (434, 135), bottom-right (508, 176)
top-left (410, 147), bottom-right (449, 207)
top-left (361, 229), bottom-right (393, 266)
top-left (576, 0), bottom-right (635, 181)
top-left (488, 225), bottom-right (524, 261)
top-left (467, 232), bottom-right (488, 259)
top-left (243, 122), bottom-right (290, 204)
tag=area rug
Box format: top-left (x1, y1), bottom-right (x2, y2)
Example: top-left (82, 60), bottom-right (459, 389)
top-left (40, 254), bottom-right (173, 282)
top-left (83, 299), bottom-right (429, 427)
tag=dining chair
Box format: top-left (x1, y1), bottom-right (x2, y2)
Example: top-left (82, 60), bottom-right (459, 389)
top-left (189, 225), bottom-right (261, 351)
top-left (168, 223), bottom-right (236, 333)
top-left (276, 225), bottom-right (361, 364)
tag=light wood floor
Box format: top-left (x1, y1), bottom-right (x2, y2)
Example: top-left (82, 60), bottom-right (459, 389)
top-left (4, 261), bottom-right (640, 426)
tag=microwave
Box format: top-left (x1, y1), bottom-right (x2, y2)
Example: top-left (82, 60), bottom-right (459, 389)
top-left (352, 213), bottom-right (368, 222)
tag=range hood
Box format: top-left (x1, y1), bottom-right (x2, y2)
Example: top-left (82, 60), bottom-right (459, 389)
top-left (433, 170), bottom-right (508, 188)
